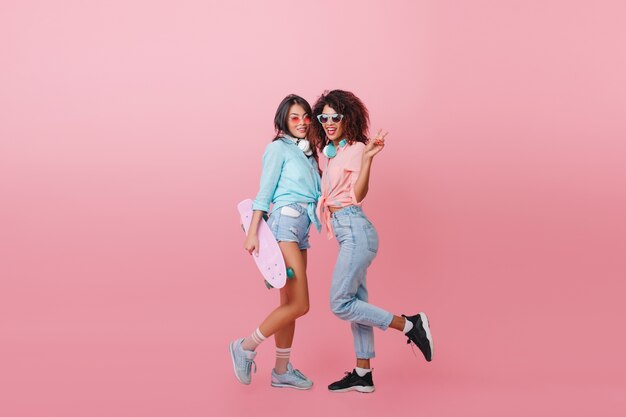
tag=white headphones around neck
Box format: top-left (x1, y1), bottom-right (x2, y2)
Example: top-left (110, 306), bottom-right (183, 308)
top-left (296, 138), bottom-right (313, 156)
top-left (283, 135), bottom-right (313, 156)
top-left (322, 139), bottom-right (347, 158)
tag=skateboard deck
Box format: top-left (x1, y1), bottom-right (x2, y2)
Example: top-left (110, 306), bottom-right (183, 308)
top-left (237, 199), bottom-right (289, 289)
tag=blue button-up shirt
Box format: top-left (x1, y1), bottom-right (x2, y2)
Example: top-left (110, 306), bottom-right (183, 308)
top-left (252, 137), bottom-right (322, 231)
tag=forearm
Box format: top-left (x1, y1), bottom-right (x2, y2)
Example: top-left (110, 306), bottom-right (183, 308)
top-left (247, 210), bottom-right (265, 236)
top-left (353, 157), bottom-right (373, 203)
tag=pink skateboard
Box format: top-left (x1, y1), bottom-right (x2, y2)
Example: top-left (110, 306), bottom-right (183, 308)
top-left (237, 199), bottom-right (294, 289)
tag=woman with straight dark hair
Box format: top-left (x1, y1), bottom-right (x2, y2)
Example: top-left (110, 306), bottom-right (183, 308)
top-left (312, 89), bottom-right (434, 393)
top-left (229, 94), bottom-right (321, 390)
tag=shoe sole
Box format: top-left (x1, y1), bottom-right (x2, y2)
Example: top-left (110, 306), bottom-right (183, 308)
top-left (328, 385), bottom-right (375, 393)
top-left (271, 382), bottom-right (313, 390)
top-left (419, 312), bottom-right (434, 361)
top-left (229, 340), bottom-right (250, 385)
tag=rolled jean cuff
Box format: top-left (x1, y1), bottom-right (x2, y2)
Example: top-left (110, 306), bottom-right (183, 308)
top-left (379, 312), bottom-right (394, 331)
top-left (355, 351), bottom-right (376, 359)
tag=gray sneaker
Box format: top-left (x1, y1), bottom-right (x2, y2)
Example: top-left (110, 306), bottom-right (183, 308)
top-left (271, 363), bottom-right (313, 390)
top-left (229, 338), bottom-right (257, 385)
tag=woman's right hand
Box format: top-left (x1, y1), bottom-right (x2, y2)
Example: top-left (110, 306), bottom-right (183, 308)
top-left (363, 129), bottom-right (388, 160)
top-left (244, 234), bottom-right (259, 256)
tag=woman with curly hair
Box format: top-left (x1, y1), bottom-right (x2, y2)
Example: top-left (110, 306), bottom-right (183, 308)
top-left (311, 89), bottom-right (434, 393)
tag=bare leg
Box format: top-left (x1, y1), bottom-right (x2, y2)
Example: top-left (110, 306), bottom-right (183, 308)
top-left (356, 358), bottom-right (371, 369)
top-left (388, 315), bottom-right (406, 331)
top-left (274, 289), bottom-right (294, 347)
top-left (258, 242), bottom-right (309, 338)
top-left (273, 250), bottom-right (307, 373)
top-left (274, 250), bottom-right (307, 348)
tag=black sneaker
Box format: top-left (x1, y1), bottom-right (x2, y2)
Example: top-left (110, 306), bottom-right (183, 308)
top-left (403, 312), bottom-right (434, 361)
top-left (328, 369), bottom-right (375, 393)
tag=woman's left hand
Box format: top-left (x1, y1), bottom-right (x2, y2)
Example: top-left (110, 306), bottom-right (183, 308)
top-left (363, 129), bottom-right (388, 160)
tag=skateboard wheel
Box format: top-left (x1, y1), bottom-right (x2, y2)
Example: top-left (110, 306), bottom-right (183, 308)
top-left (264, 280), bottom-right (274, 289)
top-left (286, 267), bottom-right (295, 279)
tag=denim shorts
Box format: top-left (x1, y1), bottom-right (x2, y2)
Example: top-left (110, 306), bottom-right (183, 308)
top-left (267, 203), bottom-right (311, 250)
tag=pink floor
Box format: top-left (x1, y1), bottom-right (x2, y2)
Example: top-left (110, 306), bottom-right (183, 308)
top-left (2, 241), bottom-right (625, 416)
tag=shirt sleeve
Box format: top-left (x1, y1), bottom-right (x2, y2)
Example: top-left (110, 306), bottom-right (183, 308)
top-left (344, 142), bottom-right (364, 172)
top-left (252, 142), bottom-right (284, 212)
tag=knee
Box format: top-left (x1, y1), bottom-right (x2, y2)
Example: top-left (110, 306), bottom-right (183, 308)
top-left (297, 302), bottom-right (310, 318)
top-left (290, 301), bottom-right (309, 319)
top-left (330, 298), bottom-right (351, 321)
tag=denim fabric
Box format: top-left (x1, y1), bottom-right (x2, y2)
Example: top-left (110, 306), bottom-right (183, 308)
top-left (267, 203), bottom-right (311, 250)
top-left (329, 206), bottom-right (394, 359)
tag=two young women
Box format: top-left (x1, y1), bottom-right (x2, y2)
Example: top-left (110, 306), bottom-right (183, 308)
top-left (229, 91), bottom-right (434, 393)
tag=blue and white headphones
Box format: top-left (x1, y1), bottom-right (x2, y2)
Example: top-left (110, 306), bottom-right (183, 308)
top-left (322, 139), bottom-right (347, 158)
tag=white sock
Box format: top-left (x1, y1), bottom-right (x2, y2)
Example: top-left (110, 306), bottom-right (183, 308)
top-left (355, 367), bottom-right (371, 377)
top-left (274, 347), bottom-right (291, 374)
top-left (403, 318), bottom-right (414, 334)
top-left (241, 328), bottom-right (266, 351)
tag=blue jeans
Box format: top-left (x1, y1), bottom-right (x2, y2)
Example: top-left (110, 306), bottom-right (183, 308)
top-left (329, 206), bottom-right (394, 359)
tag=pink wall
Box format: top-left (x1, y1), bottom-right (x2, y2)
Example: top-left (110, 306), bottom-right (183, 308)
top-left (2, 1), bottom-right (625, 416)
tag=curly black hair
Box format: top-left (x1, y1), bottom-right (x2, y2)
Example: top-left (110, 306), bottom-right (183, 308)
top-left (310, 90), bottom-right (370, 152)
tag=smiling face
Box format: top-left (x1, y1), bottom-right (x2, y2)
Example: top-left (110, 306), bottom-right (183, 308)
top-left (321, 105), bottom-right (344, 142)
top-left (286, 104), bottom-right (311, 139)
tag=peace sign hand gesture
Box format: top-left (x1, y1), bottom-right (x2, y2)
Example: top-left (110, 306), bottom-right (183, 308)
top-left (363, 129), bottom-right (388, 160)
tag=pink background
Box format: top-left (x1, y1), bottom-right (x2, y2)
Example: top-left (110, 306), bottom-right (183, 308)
top-left (2, 1), bottom-right (625, 416)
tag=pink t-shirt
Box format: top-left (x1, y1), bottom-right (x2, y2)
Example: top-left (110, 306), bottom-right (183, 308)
top-left (316, 141), bottom-right (365, 238)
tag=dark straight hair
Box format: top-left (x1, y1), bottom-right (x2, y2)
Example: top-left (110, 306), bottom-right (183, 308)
top-left (273, 94), bottom-right (312, 140)
top-left (272, 94), bottom-right (319, 164)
